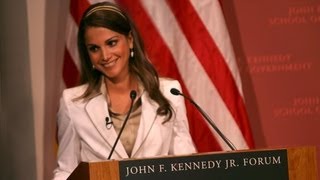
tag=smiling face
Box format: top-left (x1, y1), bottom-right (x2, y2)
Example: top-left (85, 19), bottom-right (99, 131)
top-left (85, 27), bottom-right (133, 81)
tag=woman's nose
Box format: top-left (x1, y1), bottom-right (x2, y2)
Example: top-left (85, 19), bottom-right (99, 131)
top-left (101, 47), bottom-right (111, 60)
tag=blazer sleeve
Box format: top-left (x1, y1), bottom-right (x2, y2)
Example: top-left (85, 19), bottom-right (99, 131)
top-left (163, 80), bottom-right (197, 155)
top-left (52, 91), bottom-right (81, 180)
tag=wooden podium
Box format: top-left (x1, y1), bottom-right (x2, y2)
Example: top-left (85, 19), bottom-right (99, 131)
top-left (68, 146), bottom-right (318, 180)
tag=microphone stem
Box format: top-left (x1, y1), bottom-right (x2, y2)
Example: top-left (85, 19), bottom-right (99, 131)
top-left (107, 99), bottom-right (135, 160)
top-left (183, 95), bottom-right (237, 151)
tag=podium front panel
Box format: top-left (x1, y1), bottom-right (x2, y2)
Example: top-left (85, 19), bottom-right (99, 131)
top-left (68, 147), bottom-right (317, 180)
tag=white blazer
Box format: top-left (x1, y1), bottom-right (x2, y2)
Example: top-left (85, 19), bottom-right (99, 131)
top-left (52, 78), bottom-right (196, 180)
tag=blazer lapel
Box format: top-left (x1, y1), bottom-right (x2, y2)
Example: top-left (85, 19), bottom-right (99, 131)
top-left (85, 94), bottom-right (128, 159)
top-left (131, 93), bottom-right (158, 157)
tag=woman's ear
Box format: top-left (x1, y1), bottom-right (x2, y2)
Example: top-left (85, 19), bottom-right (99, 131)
top-left (128, 31), bottom-right (134, 48)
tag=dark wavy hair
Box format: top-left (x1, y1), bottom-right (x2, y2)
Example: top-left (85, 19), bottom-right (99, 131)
top-left (77, 1), bottom-right (173, 121)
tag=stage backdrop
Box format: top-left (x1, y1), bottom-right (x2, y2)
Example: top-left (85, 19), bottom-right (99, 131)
top-left (222, 0), bottom-right (320, 170)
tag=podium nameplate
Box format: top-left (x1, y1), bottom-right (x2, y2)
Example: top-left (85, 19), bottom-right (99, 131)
top-left (119, 149), bottom-right (288, 180)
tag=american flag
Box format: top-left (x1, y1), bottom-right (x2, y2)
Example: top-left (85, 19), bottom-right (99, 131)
top-left (63, 0), bottom-right (254, 154)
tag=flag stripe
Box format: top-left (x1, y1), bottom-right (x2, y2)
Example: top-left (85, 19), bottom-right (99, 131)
top-left (62, 49), bottom-right (79, 87)
top-left (141, 0), bottom-right (231, 149)
top-left (189, 1), bottom-right (254, 145)
top-left (70, 0), bottom-right (90, 25)
top-left (65, 14), bottom-right (81, 71)
top-left (190, 0), bottom-right (243, 96)
top-left (137, 0), bottom-right (247, 149)
top-left (167, 0), bottom-right (239, 127)
top-left (166, 1), bottom-right (253, 148)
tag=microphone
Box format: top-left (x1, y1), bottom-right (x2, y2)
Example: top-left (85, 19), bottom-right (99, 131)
top-left (170, 88), bottom-right (236, 151)
top-left (107, 90), bottom-right (137, 159)
top-left (105, 117), bottom-right (113, 129)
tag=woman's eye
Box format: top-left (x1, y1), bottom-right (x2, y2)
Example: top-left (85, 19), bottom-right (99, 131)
top-left (107, 40), bottom-right (118, 47)
top-left (88, 46), bottom-right (99, 52)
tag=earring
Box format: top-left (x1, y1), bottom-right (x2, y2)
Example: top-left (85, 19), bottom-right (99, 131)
top-left (92, 65), bottom-right (95, 69)
top-left (130, 48), bottom-right (134, 58)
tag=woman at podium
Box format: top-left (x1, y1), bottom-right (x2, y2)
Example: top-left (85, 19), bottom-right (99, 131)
top-left (52, 1), bottom-right (196, 179)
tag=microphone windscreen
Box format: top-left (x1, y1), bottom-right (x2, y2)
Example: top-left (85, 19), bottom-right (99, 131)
top-left (170, 88), bottom-right (181, 95)
top-left (130, 90), bottom-right (137, 100)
